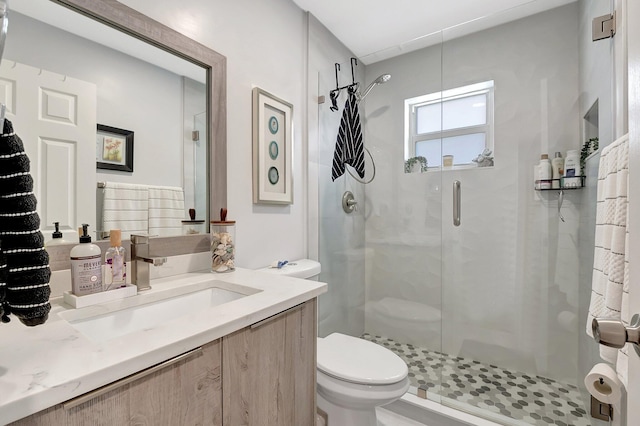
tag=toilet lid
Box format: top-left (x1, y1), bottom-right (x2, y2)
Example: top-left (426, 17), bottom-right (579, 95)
top-left (317, 333), bottom-right (408, 385)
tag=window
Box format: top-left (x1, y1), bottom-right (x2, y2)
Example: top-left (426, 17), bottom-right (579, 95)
top-left (405, 80), bottom-right (494, 168)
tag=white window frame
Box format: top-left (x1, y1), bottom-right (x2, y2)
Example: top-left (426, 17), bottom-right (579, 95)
top-left (404, 80), bottom-right (495, 168)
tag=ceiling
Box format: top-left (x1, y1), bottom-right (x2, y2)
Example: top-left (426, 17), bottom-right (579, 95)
top-left (292, 0), bottom-right (576, 64)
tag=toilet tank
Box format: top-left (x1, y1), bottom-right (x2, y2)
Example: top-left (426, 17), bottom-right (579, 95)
top-left (257, 259), bottom-right (321, 280)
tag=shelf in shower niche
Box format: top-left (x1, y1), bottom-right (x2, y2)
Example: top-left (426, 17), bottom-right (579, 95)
top-left (534, 176), bottom-right (585, 191)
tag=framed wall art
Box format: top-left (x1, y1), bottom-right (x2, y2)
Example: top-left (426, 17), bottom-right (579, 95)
top-left (96, 124), bottom-right (134, 172)
top-left (252, 87), bottom-right (293, 204)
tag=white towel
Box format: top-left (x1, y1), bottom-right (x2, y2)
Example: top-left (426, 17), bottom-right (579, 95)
top-left (101, 182), bottom-right (149, 240)
top-left (586, 133), bottom-right (629, 386)
top-left (148, 185), bottom-right (185, 237)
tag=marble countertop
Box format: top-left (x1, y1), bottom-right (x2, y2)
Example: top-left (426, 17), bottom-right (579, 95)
top-left (0, 268), bottom-right (327, 424)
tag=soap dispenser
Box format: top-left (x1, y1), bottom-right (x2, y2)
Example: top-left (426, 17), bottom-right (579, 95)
top-left (70, 224), bottom-right (103, 296)
top-left (45, 222), bottom-right (69, 247)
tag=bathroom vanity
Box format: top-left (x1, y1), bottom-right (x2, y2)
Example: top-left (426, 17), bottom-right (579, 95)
top-left (0, 269), bottom-right (325, 425)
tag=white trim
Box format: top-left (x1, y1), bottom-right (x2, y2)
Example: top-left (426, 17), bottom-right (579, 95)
top-left (404, 80), bottom-right (495, 166)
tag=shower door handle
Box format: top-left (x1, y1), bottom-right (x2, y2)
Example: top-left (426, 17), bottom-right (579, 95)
top-left (453, 180), bottom-right (461, 226)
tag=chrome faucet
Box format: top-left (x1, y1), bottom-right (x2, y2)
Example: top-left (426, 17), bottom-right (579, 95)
top-left (130, 234), bottom-right (167, 291)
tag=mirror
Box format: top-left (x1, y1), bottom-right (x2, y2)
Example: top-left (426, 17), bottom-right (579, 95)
top-left (2, 0), bottom-right (226, 241)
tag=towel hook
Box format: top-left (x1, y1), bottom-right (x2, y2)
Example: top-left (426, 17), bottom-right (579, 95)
top-left (329, 63), bottom-right (341, 112)
top-left (350, 58), bottom-right (357, 85)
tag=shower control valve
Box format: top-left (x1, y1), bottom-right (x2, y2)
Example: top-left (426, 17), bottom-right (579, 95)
top-left (342, 191), bottom-right (357, 213)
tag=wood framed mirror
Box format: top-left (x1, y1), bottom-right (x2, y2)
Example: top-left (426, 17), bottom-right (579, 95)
top-left (17, 0), bottom-right (226, 268)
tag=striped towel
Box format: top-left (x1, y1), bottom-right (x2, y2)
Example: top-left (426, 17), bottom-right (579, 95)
top-left (101, 182), bottom-right (149, 240)
top-left (586, 133), bottom-right (629, 385)
top-left (331, 88), bottom-right (365, 181)
top-left (148, 185), bottom-right (185, 237)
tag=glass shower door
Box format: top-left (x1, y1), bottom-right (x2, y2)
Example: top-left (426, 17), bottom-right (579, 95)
top-left (438, 4), bottom-right (591, 424)
top-left (360, 32), bottom-right (446, 402)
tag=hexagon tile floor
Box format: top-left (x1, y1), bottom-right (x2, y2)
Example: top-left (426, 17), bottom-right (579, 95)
top-left (361, 334), bottom-right (591, 426)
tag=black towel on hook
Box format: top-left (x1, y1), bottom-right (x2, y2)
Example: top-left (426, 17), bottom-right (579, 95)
top-left (331, 88), bottom-right (365, 181)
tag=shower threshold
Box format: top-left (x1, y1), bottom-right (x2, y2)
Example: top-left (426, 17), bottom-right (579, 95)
top-left (361, 334), bottom-right (590, 426)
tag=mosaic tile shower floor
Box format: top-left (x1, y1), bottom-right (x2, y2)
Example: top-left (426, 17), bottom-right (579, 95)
top-left (361, 334), bottom-right (591, 426)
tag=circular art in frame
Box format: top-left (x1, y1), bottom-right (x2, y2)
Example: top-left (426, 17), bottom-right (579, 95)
top-left (268, 166), bottom-right (279, 185)
top-left (268, 116), bottom-right (279, 134)
top-left (269, 141), bottom-right (279, 160)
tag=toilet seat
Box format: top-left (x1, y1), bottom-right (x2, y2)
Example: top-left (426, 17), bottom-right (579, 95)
top-left (317, 333), bottom-right (408, 385)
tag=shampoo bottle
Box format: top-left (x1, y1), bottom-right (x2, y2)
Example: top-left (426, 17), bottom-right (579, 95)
top-left (104, 229), bottom-right (126, 291)
top-left (70, 224), bottom-right (103, 296)
top-left (538, 154), bottom-right (552, 189)
top-left (551, 152), bottom-right (564, 189)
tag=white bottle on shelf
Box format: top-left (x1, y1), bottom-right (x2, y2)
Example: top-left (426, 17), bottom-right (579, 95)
top-left (564, 149), bottom-right (581, 188)
top-left (551, 152), bottom-right (564, 189)
top-left (538, 154), bottom-right (552, 189)
top-left (564, 150), bottom-right (580, 177)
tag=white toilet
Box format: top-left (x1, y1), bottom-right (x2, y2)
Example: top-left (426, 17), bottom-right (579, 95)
top-left (258, 259), bottom-right (410, 425)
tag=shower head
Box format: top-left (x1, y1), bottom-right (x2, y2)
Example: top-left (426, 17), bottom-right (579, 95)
top-left (358, 74), bottom-right (391, 102)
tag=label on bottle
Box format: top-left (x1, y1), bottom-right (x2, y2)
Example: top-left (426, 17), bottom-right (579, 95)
top-left (105, 253), bottom-right (126, 289)
top-left (71, 255), bottom-right (103, 296)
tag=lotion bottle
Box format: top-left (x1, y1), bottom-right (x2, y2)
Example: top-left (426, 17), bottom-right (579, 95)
top-left (70, 224), bottom-right (103, 296)
top-left (551, 152), bottom-right (564, 189)
top-left (104, 229), bottom-right (126, 291)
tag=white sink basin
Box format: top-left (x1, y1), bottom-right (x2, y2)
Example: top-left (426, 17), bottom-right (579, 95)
top-left (59, 280), bottom-right (254, 343)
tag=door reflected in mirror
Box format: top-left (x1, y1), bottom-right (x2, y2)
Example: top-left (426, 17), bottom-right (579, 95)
top-left (4, 0), bottom-right (208, 241)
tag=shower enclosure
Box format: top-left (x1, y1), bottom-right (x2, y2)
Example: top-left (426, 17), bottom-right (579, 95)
top-left (309, 2), bottom-right (612, 425)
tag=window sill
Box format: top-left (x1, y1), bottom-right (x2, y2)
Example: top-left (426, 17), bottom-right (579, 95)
top-left (430, 164), bottom-right (494, 172)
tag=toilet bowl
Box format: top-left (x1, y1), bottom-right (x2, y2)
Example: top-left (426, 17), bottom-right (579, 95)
top-left (317, 332), bottom-right (410, 425)
top-left (257, 260), bottom-right (410, 425)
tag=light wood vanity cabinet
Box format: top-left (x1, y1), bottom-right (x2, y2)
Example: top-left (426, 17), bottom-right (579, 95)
top-left (10, 299), bottom-right (317, 426)
top-left (223, 299), bottom-right (317, 426)
top-left (11, 340), bottom-right (223, 426)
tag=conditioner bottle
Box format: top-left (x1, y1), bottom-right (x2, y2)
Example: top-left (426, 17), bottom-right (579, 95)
top-left (551, 152), bottom-right (564, 189)
top-left (70, 224), bottom-right (102, 296)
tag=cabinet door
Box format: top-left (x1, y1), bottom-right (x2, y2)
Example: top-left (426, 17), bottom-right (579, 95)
top-left (129, 339), bottom-right (222, 425)
top-left (10, 339), bottom-right (222, 425)
top-left (222, 299), bottom-right (317, 426)
top-left (10, 387), bottom-right (130, 426)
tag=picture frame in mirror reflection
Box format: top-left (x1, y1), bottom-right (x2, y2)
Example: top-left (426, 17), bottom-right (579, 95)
top-left (252, 87), bottom-right (293, 204)
top-left (96, 124), bottom-right (134, 172)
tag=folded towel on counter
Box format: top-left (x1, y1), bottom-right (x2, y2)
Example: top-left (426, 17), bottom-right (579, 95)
top-left (148, 185), bottom-right (184, 237)
top-left (586, 133), bottom-right (629, 385)
top-left (331, 87), bottom-right (365, 181)
top-left (0, 119), bottom-right (51, 326)
top-left (101, 182), bottom-right (149, 240)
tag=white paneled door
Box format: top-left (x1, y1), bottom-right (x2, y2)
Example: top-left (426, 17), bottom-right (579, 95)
top-left (0, 60), bottom-right (97, 241)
